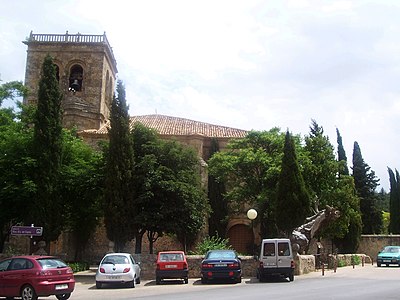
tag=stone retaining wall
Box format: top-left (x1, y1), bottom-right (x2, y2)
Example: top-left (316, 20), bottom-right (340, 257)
top-left (133, 254), bottom-right (258, 280)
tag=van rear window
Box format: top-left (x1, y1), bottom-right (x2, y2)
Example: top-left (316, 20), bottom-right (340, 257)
top-left (278, 242), bottom-right (290, 256)
top-left (263, 243), bottom-right (275, 256)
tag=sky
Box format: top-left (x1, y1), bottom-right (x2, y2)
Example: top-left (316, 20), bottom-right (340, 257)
top-left (1, 0), bottom-right (399, 190)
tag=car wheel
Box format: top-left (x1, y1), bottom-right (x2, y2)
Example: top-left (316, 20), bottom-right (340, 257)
top-left (21, 284), bottom-right (38, 300)
top-left (289, 273), bottom-right (294, 282)
top-left (56, 293), bottom-right (71, 300)
top-left (236, 277), bottom-right (242, 283)
top-left (156, 277), bottom-right (161, 285)
top-left (96, 281), bottom-right (102, 289)
top-left (136, 276), bottom-right (141, 284)
top-left (201, 277), bottom-right (207, 284)
top-left (184, 277), bottom-right (189, 284)
top-left (127, 280), bottom-right (135, 288)
top-left (377, 262), bottom-right (381, 267)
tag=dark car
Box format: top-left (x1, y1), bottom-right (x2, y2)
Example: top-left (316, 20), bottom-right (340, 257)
top-left (156, 251), bottom-right (188, 284)
top-left (0, 255), bottom-right (75, 300)
top-left (377, 246), bottom-right (400, 267)
top-left (201, 249), bottom-right (242, 284)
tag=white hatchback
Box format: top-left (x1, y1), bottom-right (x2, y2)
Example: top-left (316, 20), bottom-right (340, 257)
top-left (95, 253), bottom-right (141, 289)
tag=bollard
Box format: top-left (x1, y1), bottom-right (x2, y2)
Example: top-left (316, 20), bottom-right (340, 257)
top-left (362, 256), bottom-right (365, 267)
top-left (322, 263), bottom-right (325, 276)
top-left (371, 258), bottom-right (374, 266)
top-left (334, 258), bottom-right (337, 273)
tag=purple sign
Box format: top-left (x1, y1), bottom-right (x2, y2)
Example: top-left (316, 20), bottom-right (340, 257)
top-left (11, 226), bottom-right (43, 236)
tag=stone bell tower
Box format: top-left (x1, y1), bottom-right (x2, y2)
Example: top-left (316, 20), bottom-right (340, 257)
top-left (23, 31), bottom-right (117, 131)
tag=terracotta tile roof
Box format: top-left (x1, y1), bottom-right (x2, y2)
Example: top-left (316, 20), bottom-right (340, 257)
top-left (93, 114), bottom-right (248, 138)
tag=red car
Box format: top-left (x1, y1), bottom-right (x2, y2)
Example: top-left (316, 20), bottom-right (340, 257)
top-left (0, 255), bottom-right (75, 300)
top-left (156, 251), bottom-right (189, 284)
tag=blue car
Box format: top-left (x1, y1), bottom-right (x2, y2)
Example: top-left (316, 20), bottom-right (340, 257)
top-left (377, 246), bottom-right (400, 267)
top-left (201, 250), bottom-right (242, 284)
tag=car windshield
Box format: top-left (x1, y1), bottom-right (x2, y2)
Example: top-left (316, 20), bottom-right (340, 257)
top-left (103, 255), bottom-right (130, 265)
top-left (159, 253), bottom-right (184, 262)
top-left (383, 247), bottom-right (400, 253)
top-left (37, 258), bottom-right (67, 269)
top-left (207, 251), bottom-right (236, 259)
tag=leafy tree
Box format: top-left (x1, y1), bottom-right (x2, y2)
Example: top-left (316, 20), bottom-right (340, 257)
top-left (0, 80), bottom-right (28, 106)
top-left (336, 128), bottom-right (349, 176)
top-left (352, 141), bottom-right (382, 234)
top-left (388, 168), bottom-right (400, 233)
top-left (0, 106), bottom-right (35, 252)
top-left (276, 131), bottom-right (310, 236)
top-left (60, 130), bottom-right (105, 260)
top-left (303, 120), bottom-right (337, 210)
top-left (131, 123), bottom-right (209, 253)
top-left (130, 123), bottom-right (159, 253)
top-left (207, 138), bottom-right (228, 238)
top-left (327, 176), bottom-right (362, 253)
top-left (208, 129), bottom-right (286, 237)
top-left (31, 55), bottom-right (64, 244)
top-left (103, 80), bottom-right (135, 251)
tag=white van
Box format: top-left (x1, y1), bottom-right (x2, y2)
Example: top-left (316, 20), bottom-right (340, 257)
top-left (256, 238), bottom-right (295, 282)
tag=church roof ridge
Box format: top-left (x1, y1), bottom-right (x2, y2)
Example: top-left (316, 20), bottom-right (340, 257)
top-left (89, 114), bottom-right (248, 138)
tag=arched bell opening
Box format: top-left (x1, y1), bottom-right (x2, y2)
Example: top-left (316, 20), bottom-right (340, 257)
top-left (69, 64), bottom-right (83, 93)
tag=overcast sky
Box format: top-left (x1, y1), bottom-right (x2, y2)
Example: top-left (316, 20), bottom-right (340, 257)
top-left (1, 0), bottom-right (399, 190)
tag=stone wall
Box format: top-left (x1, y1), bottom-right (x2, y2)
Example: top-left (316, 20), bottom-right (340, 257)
top-left (295, 255), bottom-right (315, 275)
top-left (132, 254), bottom-right (258, 280)
top-left (357, 235), bottom-right (400, 261)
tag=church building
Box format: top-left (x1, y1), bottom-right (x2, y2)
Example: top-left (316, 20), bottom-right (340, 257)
top-left (23, 32), bottom-right (256, 257)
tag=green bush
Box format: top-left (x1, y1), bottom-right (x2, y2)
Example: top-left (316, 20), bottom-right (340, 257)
top-left (337, 259), bottom-right (346, 267)
top-left (190, 235), bottom-right (232, 255)
top-left (67, 262), bottom-right (90, 273)
top-left (351, 255), bottom-right (361, 265)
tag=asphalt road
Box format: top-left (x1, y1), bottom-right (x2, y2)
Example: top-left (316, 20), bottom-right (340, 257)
top-left (3, 264), bottom-right (400, 300)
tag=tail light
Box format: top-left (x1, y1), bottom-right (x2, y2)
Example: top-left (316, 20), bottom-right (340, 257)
top-left (38, 270), bottom-right (52, 276)
top-left (228, 263), bottom-right (239, 268)
top-left (156, 263), bottom-right (160, 270)
top-left (259, 261), bottom-right (264, 268)
top-left (183, 262), bottom-right (188, 269)
top-left (123, 268), bottom-right (130, 273)
top-left (202, 263), bottom-right (213, 268)
top-left (66, 267), bottom-right (74, 274)
top-left (100, 267), bottom-right (105, 273)
top-left (291, 260), bottom-right (295, 269)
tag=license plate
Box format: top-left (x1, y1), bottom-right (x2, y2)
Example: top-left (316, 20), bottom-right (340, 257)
top-left (166, 265), bottom-right (178, 268)
top-left (383, 260), bottom-right (391, 263)
top-left (107, 275), bottom-right (121, 279)
top-left (55, 284), bottom-right (68, 290)
top-left (215, 264), bottom-right (227, 267)
top-left (266, 263), bottom-right (277, 266)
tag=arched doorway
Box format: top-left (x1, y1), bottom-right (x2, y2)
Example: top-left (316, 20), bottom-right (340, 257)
top-left (227, 224), bottom-right (253, 255)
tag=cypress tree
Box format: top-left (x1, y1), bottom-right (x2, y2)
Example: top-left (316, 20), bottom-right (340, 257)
top-left (352, 141), bottom-right (382, 234)
top-left (103, 80), bottom-right (135, 252)
top-left (208, 138), bottom-right (228, 238)
top-left (31, 54), bottom-right (64, 244)
top-left (276, 131), bottom-right (311, 236)
top-left (336, 128), bottom-right (349, 176)
top-left (388, 168), bottom-right (400, 233)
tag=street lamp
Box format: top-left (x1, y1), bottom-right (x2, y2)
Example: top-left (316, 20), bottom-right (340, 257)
top-left (247, 209), bottom-right (257, 255)
top-left (247, 208), bottom-right (257, 221)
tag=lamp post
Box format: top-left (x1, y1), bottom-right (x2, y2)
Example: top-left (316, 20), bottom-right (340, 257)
top-left (247, 209), bottom-right (257, 255)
